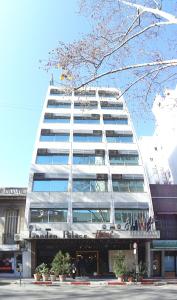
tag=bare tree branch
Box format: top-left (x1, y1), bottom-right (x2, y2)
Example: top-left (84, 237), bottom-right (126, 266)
top-left (119, 0), bottom-right (177, 23)
top-left (76, 59), bottom-right (177, 90)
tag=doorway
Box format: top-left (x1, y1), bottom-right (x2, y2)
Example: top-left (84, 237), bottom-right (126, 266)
top-left (76, 251), bottom-right (99, 275)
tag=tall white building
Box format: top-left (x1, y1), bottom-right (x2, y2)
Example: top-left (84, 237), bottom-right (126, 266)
top-left (139, 85), bottom-right (177, 184)
top-left (22, 85), bottom-right (159, 277)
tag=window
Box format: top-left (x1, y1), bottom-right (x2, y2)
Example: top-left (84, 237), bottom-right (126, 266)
top-left (47, 101), bottom-right (71, 108)
top-left (101, 102), bottom-right (123, 110)
top-left (40, 132), bottom-right (69, 142)
top-left (74, 115), bottom-right (100, 124)
top-left (103, 116), bottom-right (128, 125)
top-left (30, 209), bottom-right (67, 223)
top-left (73, 132), bottom-right (102, 142)
top-left (112, 177), bottom-right (144, 192)
top-left (32, 179), bottom-right (68, 192)
top-left (109, 151), bottom-right (139, 165)
top-left (98, 91), bottom-right (119, 98)
top-left (73, 177), bottom-right (108, 192)
top-left (73, 209), bottom-right (110, 223)
top-left (50, 89), bottom-right (71, 96)
top-left (4, 210), bottom-right (19, 244)
top-left (36, 153), bottom-right (69, 165)
top-left (44, 115), bottom-right (70, 123)
top-left (106, 131), bottom-right (133, 143)
top-left (73, 152), bottom-right (105, 165)
top-left (115, 209), bottom-right (148, 230)
top-left (74, 90), bottom-right (96, 97)
top-left (74, 102), bottom-right (97, 109)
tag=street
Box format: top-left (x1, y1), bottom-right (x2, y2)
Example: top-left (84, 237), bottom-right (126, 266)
top-left (0, 283), bottom-right (177, 300)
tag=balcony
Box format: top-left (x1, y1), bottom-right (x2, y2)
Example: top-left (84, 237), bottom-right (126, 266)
top-left (2, 233), bottom-right (16, 245)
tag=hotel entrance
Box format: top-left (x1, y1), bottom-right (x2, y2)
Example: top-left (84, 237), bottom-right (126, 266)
top-left (76, 251), bottom-right (98, 275)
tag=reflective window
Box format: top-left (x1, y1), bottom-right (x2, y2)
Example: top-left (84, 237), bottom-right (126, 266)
top-left (74, 116), bottom-right (100, 124)
top-left (47, 101), bottom-right (71, 108)
top-left (74, 102), bottom-right (97, 109)
top-left (109, 153), bottom-right (139, 165)
top-left (44, 116), bottom-right (70, 123)
top-left (103, 117), bottom-right (128, 125)
top-left (74, 90), bottom-right (96, 97)
top-left (40, 133), bottom-right (69, 142)
top-left (115, 209), bottom-right (148, 230)
top-left (73, 133), bottom-right (102, 142)
top-left (73, 178), bottom-right (108, 192)
top-left (36, 154), bottom-right (69, 165)
top-left (73, 209), bottom-right (110, 223)
top-left (30, 209), bottom-right (67, 222)
top-left (73, 154), bottom-right (104, 165)
top-left (106, 133), bottom-right (133, 143)
top-left (101, 102), bottom-right (123, 110)
top-left (50, 89), bottom-right (71, 96)
top-left (112, 179), bottom-right (144, 192)
top-left (32, 179), bottom-right (68, 192)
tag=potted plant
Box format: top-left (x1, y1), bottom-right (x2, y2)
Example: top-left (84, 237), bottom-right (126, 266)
top-left (39, 263), bottom-right (49, 281)
top-left (138, 261), bottom-right (147, 282)
top-left (51, 251), bottom-right (71, 282)
top-left (50, 266), bottom-right (57, 282)
top-left (33, 265), bottom-right (42, 281)
top-left (113, 252), bottom-right (127, 282)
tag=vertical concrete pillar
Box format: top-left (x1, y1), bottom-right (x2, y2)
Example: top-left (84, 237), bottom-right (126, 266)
top-left (145, 241), bottom-right (151, 277)
top-left (161, 250), bottom-right (165, 277)
top-left (22, 241), bottom-right (32, 278)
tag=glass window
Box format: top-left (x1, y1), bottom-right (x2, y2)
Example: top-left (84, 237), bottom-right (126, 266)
top-left (101, 103), bottom-right (123, 110)
top-left (73, 209), bottom-right (110, 223)
top-left (73, 179), bottom-right (108, 192)
top-left (112, 179), bottom-right (144, 192)
top-left (109, 154), bottom-right (139, 165)
top-left (74, 102), bottom-right (97, 109)
top-left (32, 179), bottom-right (68, 192)
top-left (36, 154), bottom-right (69, 165)
top-left (40, 133), bottom-right (69, 142)
top-left (103, 118), bottom-right (128, 124)
top-left (73, 154), bottom-right (104, 165)
top-left (106, 135), bottom-right (133, 143)
top-left (74, 117), bottom-right (100, 124)
top-left (47, 102), bottom-right (71, 108)
top-left (73, 133), bottom-right (102, 142)
top-left (30, 209), bottom-right (67, 223)
top-left (44, 116), bottom-right (70, 123)
top-left (115, 209), bottom-right (148, 230)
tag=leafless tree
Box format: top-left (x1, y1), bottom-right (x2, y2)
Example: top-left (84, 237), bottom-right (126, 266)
top-left (41, 0), bottom-right (177, 120)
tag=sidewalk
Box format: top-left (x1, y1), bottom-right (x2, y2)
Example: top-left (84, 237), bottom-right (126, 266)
top-left (1, 276), bottom-right (177, 286)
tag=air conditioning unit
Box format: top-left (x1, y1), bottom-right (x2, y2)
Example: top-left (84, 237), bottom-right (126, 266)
top-left (102, 224), bottom-right (107, 230)
top-left (14, 234), bottom-right (21, 242)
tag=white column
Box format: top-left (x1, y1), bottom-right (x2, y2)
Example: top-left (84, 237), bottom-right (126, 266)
top-left (22, 241), bottom-right (32, 278)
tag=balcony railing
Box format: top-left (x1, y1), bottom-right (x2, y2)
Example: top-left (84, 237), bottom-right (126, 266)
top-left (2, 233), bottom-right (16, 245)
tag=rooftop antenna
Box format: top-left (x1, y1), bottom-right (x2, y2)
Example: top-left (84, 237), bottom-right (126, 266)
top-left (50, 73), bottom-right (54, 86)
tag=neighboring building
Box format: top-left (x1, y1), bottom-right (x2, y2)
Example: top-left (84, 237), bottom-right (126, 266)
top-left (0, 187), bottom-right (26, 276)
top-left (139, 85), bottom-right (177, 184)
top-left (22, 86), bottom-right (159, 278)
top-left (150, 184), bottom-right (177, 278)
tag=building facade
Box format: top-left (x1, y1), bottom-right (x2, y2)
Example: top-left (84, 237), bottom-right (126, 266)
top-left (22, 86), bottom-right (159, 277)
top-left (151, 184), bottom-right (177, 278)
top-left (139, 85), bottom-right (177, 184)
top-left (0, 187), bottom-right (26, 276)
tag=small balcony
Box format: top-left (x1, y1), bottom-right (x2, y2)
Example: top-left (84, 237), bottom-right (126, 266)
top-left (2, 233), bottom-right (16, 245)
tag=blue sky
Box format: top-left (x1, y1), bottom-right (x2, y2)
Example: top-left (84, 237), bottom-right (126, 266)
top-left (0, 0), bottom-right (176, 187)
